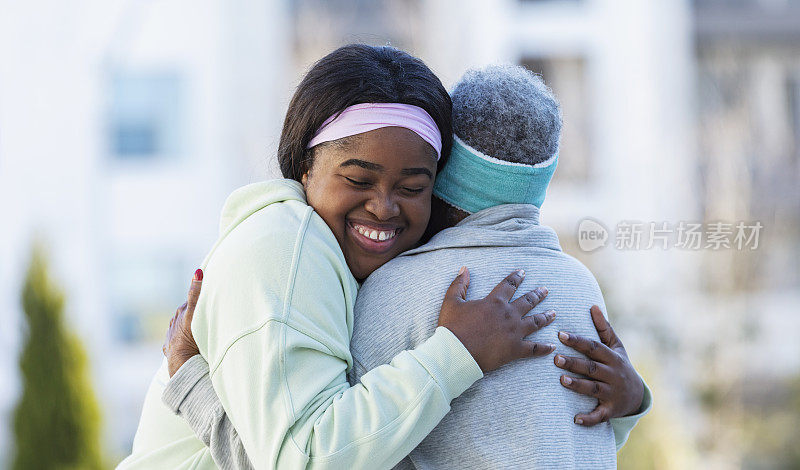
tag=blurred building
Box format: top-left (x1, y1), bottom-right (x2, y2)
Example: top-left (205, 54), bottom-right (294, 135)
top-left (0, 0), bottom-right (798, 467)
top-left (0, 0), bottom-right (291, 461)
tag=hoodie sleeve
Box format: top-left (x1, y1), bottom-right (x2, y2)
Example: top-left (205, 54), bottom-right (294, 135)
top-left (610, 376), bottom-right (653, 451)
top-left (196, 206), bottom-right (483, 469)
top-left (591, 290), bottom-right (653, 452)
top-left (161, 355), bottom-right (253, 469)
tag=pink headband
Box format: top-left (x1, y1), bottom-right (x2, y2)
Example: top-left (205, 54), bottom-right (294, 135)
top-left (306, 103), bottom-right (442, 160)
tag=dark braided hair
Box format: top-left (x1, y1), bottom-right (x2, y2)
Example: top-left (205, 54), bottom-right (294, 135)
top-left (277, 44), bottom-right (453, 181)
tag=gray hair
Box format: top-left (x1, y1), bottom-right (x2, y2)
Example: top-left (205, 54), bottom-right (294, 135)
top-left (451, 64), bottom-right (562, 165)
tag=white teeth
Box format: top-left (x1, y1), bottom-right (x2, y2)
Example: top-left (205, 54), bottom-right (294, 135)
top-left (353, 224), bottom-right (397, 242)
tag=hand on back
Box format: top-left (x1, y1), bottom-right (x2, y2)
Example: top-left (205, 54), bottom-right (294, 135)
top-left (554, 305), bottom-right (645, 425)
top-left (438, 267), bottom-right (555, 372)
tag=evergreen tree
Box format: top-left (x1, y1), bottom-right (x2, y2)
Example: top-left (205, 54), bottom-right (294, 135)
top-left (12, 247), bottom-right (103, 469)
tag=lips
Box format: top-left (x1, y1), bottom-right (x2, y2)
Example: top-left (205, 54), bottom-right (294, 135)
top-left (347, 220), bottom-right (403, 254)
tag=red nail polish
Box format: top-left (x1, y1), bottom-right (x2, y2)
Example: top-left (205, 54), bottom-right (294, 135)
top-left (194, 269), bottom-right (203, 281)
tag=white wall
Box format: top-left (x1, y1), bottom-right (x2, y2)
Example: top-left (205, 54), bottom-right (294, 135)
top-left (0, 0), bottom-right (291, 460)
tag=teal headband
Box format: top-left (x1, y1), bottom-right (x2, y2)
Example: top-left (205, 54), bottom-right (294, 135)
top-left (433, 135), bottom-right (558, 214)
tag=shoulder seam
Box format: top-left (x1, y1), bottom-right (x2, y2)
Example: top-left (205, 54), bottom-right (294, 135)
top-left (281, 206), bottom-right (314, 456)
top-left (207, 317), bottom-right (338, 377)
top-left (208, 317), bottom-right (283, 377)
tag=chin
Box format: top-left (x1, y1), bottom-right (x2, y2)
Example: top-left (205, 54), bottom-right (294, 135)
top-left (351, 268), bottom-right (367, 282)
top-left (345, 259), bottom-right (372, 283)
top-left (349, 256), bottom-right (391, 282)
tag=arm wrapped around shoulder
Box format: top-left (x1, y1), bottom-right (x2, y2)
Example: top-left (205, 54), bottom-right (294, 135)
top-left (195, 208), bottom-right (482, 469)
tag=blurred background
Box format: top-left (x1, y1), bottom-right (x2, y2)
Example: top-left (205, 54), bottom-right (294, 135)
top-left (1, 0), bottom-right (799, 468)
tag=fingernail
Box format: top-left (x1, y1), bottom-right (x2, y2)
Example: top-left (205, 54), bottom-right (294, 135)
top-left (194, 269), bottom-right (203, 281)
top-left (546, 309), bottom-right (555, 319)
top-left (559, 331), bottom-right (570, 342)
top-left (458, 266), bottom-right (466, 276)
top-left (575, 417), bottom-right (583, 425)
top-left (536, 287), bottom-right (548, 297)
top-left (555, 355), bottom-right (566, 367)
top-left (563, 376), bottom-right (573, 385)
top-left (517, 269), bottom-right (525, 277)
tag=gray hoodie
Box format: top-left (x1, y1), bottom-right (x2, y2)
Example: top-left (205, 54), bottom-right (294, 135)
top-left (348, 203), bottom-right (651, 469)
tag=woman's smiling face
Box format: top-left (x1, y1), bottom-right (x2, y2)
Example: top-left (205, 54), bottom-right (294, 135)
top-left (302, 126), bottom-right (438, 281)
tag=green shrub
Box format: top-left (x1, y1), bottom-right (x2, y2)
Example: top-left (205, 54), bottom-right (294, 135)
top-left (11, 247), bottom-right (103, 469)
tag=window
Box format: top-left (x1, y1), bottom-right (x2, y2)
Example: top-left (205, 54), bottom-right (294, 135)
top-left (108, 72), bottom-right (185, 159)
top-left (109, 252), bottom-right (191, 344)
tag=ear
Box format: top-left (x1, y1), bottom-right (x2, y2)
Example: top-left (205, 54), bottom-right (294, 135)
top-left (301, 171), bottom-right (309, 188)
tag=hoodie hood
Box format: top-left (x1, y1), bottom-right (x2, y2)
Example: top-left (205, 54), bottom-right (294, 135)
top-left (217, 179), bottom-right (307, 237)
top-left (199, 179), bottom-right (308, 269)
top-left (401, 203), bottom-right (562, 257)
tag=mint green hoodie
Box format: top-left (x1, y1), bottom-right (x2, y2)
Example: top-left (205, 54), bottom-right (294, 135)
top-left (118, 179), bottom-right (483, 469)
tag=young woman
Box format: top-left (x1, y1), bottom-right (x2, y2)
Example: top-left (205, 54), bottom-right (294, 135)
top-left (120, 44), bottom-right (556, 470)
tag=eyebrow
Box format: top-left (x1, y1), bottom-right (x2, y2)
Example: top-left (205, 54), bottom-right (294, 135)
top-left (400, 167), bottom-right (433, 178)
top-left (340, 159), bottom-right (433, 179)
top-left (340, 159), bottom-right (382, 171)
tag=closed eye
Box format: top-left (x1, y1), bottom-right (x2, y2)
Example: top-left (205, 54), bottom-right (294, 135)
top-left (402, 187), bottom-right (424, 194)
top-left (345, 177), bottom-right (371, 187)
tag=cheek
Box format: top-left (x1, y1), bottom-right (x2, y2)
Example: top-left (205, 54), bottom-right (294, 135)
top-left (306, 179), bottom-right (358, 229)
top-left (305, 180), bottom-right (336, 222)
top-left (404, 197), bottom-right (432, 234)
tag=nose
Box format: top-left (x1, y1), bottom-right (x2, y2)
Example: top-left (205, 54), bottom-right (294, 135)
top-left (364, 190), bottom-right (400, 221)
